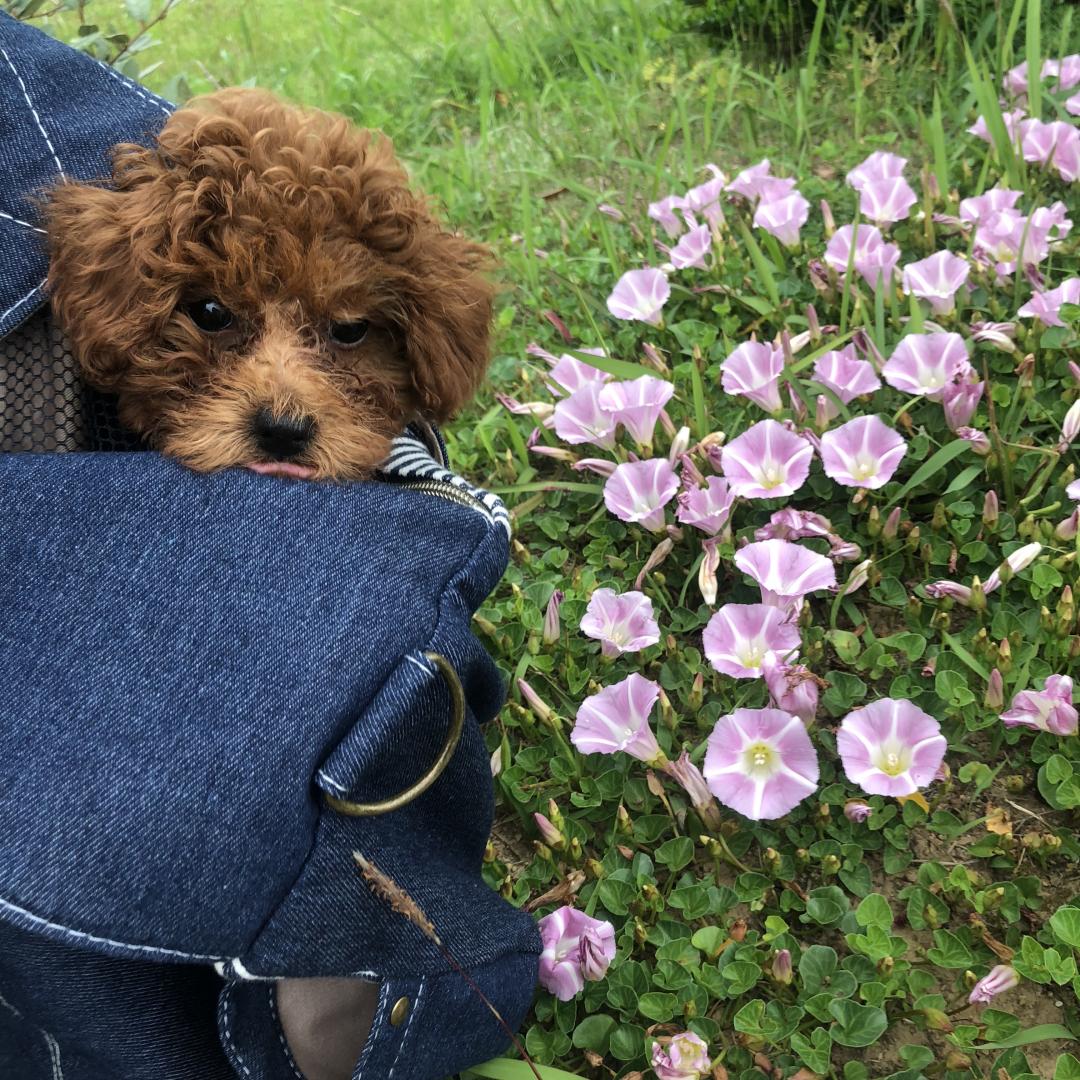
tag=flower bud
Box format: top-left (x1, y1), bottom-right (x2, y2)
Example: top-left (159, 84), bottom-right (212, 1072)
top-left (807, 304), bottom-right (821, 343)
top-left (1056, 509), bottom-right (1079, 541)
top-left (1005, 774), bottom-right (1025, 793)
top-left (534, 811), bottom-right (565, 850)
top-left (997, 638), bottom-right (1013, 674)
top-left (820, 198), bottom-right (836, 236)
top-left (821, 854), bottom-right (841, 875)
top-left (877, 955), bottom-right (894, 977)
top-left (616, 805), bottom-right (632, 834)
top-left (945, 1052), bottom-right (972, 1070)
top-left (771, 949), bottom-right (793, 985)
top-left (815, 394), bottom-right (829, 430)
top-left (968, 965), bottom-right (1019, 1005)
top-left (984, 668), bottom-right (1005, 710)
top-left (844, 799), bottom-right (872, 823)
top-left (982, 490), bottom-right (999, 529)
top-left (698, 536), bottom-right (720, 607)
top-left (1043, 832), bottom-right (1062, 852)
top-left (543, 589), bottom-right (564, 645)
top-left (517, 678), bottom-right (553, 722)
top-left (882, 506), bottom-right (902, 542)
top-left (1060, 400), bottom-right (1080, 451)
top-left (688, 672), bottom-right (704, 711)
top-left (921, 1007), bottom-right (953, 1031)
top-left (729, 919), bottom-right (748, 942)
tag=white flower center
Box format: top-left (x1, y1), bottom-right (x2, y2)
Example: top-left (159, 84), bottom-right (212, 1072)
top-left (873, 740), bottom-right (911, 777)
top-left (743, 740), bottom-right (780, 778)
top-left (756, 462), bottom-right (785, 490)
top-left (852, 456), bottom-right (878, 481)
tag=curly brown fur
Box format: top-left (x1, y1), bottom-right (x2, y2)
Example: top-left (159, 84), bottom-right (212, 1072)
top-left (43, 88), bottom-right (493, 480)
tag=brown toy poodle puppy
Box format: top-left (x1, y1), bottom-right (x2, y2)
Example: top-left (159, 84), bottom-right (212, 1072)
top-left (43, 88), bottom-right (493, 480)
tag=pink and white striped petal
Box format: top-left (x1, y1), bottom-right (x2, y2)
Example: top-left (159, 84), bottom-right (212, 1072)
top-left (720, 420), bottom-right (813, 499)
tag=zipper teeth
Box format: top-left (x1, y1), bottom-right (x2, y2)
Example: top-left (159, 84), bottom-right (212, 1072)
top-left (383, 474), bottom-right (493, 519)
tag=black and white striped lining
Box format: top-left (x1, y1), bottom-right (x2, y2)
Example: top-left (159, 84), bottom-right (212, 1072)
top-left (378, 434), bottom-right (511, 538)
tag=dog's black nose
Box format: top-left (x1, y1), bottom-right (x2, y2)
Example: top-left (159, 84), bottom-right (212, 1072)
top-left (252, 407), bottom-right (316, 460)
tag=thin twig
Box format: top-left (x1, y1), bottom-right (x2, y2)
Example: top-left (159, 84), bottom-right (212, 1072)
top-left (353, 853), bottom-right (544, 1080)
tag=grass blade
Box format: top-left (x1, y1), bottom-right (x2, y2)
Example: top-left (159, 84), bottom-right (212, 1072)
top-left (734, 219), bottom-right (781, 310)
top-left (884, 439), bottom-right (971, 508)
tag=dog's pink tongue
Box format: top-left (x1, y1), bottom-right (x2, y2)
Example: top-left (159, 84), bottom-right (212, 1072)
top-left (246, 462), bottom-right (317, 480)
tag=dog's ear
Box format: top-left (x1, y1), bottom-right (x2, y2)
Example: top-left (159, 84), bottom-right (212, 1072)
top-left (402, 227), bottom-right (494, 423)
top-left (43, 147), bottom-right (169, 389)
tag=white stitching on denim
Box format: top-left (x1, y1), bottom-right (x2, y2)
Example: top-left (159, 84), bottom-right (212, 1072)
top-left (0, 892), bottom-right (224, 962)
top-left (404, 654), bottom-right (435, 677)
top-left (0, 281), bottom-right (45, 325)
top-left (0, 47), bottom-right (65, 178)
top-left (219, 984), bottom-right (253, 1078)
top-left (0, 990), bottom-right (63, 1079)
top-left (43, 1030), bottom-right (62, 1080)
top-left (268, 985), bottom-right (305, 1080)
top-left (315, 769), bottom-right (350, 795)
top-left (91, 58), bottom-right (173, 116)
top-left (0, 210), bottom-right (45, 234)
top-left (355, 981), bottom-right (390, 1080)
top-left (386, 979), bottom-right (424, 1080)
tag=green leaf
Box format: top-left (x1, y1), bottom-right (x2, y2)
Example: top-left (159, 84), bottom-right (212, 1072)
top-left (733, 999), bottom-right (804, 1043)
top-left (608, 1023), bottom-right (645, 1062)
top-left (971, 1024), bottom-right (1076, 1050)
top-left (734, 219), bottom-right (780, 309)
top-left (655, 836), bottom-right (694, 872)
top-left (829, 999), bottom-right (888, 1047)
top-left (927, 929), bottom-right (975, 969)
top-left (1050, 907), bottom-right (1080, 950)
top-left (571, 1015), bottom-right (616, 1053)
top-left (1055, 1053), bottom-right (1080, 1080)
top-left (883, 439), bottom-right (971, 509)
top-left (565, 348), bottom-right (661, 382)
top-left (791, 1028), bottom-right (833, 1073)
top-left (799, 944), bottom-right (838, 994)
top-left (637, 992), bottom-right (678, 1022)
top-left (463, 1059), bottom-right (584, 1080)
top-left (721, 960), bottom-right (762, 995)
top-left (855, 894), bottom-right (893, 931)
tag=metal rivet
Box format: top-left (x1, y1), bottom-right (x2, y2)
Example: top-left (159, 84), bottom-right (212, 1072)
top-left (389, 996), bottom-right (410, 1027)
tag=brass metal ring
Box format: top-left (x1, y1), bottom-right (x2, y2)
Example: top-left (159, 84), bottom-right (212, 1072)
top-left (323, 651), bottom-right (465, 817)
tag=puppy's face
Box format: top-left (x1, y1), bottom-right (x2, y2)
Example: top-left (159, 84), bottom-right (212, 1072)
top-left (44, 89), bottom-right (493, 480)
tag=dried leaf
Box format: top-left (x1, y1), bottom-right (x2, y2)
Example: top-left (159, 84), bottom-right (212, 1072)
top-left (986, 804), bottom-right (1013, 836)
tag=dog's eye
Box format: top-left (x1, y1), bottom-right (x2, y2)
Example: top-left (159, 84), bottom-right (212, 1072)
top-left (184, 299), bottom-right (234, 333)
top-left (328, 319), bottom-right (370, 347)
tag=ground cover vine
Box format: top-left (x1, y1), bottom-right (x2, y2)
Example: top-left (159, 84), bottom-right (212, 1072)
top-left (473, 43), bottom-right (1080, 1080)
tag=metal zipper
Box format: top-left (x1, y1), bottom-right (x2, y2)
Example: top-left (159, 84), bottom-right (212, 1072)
top-left (380, 474), bottom-right (494, 522)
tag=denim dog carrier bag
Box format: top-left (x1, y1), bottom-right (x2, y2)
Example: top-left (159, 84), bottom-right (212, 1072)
top-left (0, 14), bottom-right (540, 1080)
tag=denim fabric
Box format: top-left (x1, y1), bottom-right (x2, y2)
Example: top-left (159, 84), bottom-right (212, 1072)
top-left (0, 12), bottom-right (174, 337)
top-left (0, 18), bottom-right (540, 1077)
top-left (0, 450), bottom-right (540, 1077)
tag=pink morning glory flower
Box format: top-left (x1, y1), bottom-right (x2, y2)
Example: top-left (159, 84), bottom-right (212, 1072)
top-left (704, 707), bottom-right (820, 820)
top-left (819, 415), bottom-right (907, 489)
top-left (1000, 675), bottom-right (1078, 736)
top-left (703, 603), bottom-right (802, 679)
top-left (901, 251), bottom-right (971, 315)
top-left (1068, 479), bottom-right (1080, 502)
top-left (579, 588), bottom-right (660, 658)
top-left (957, 427), bottom-right (991, 455)
top-left (683, 165), bottom-right (726, 226)
top-left (753, 192), bottom-right (810, 247)
top-left (652, 1032), bottom-right (711, 1080)
top-left (882, 332), bottom-right (972, 400)
top-left (572, 673), bottom-right (664, 763)
top-left (727, 159), bottom-right (795, 204)
top-left (846, 151), bottom-right (908, 192)
top-left (958, 188), bottom-right (1022, 226)
top-left (969, 965), bottom-right (1019, 1006)
top-left (648, 195), bottom-right (687, 238)
top-left (545, 349), bottom-right (610, 395)
top-left (1017, 278), bottom-right (1080, 327)
top-left (606, 267), bottom-right (670, 324)
top-left (733, 539), bottom-right (837, 613)
top-left (603, 459), bottom-right (679, 532)
top-left (669, 223), bottom-right (713, 269)
top-left (859, 176), bottom-right (918, 226)
top-left (553, 382), bottom-right (618, 449)
top-left (720, 420), bottom-right (814, 499)
top-left (824, 224), bottom-right (901, 289)
top-left (755, 508), bottom-right (833, 542)
top-left (1068, 90), bottom-right (1080, 116)
top-left (598, 375), bottom-right (675, 447)
top-left (676, 475), bottom-right (735, 535)
top-left (763, 656), bottom-right (819, 725)
top-left (836, 698), bottom-right (947, 796)
top-left (1019, 119), bottom-right (1080, 177)
top-left (537, 906), bottom-right (616, 1001)
top-left (812, 346), bottom-right (882, 421)
top-left (720, 341), bottom-right (786, 413)
top-left (942, 378), bottom-right (985, 432)
top-left (967, 108), bottom-right (1026, 145)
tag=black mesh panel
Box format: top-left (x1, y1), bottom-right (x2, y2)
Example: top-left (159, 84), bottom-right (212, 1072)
top-left (0, 307), bottom-right (144, 453)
